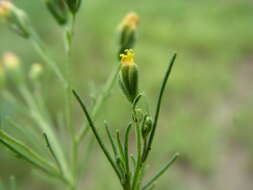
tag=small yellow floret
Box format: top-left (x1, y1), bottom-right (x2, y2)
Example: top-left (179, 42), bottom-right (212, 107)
top-left (2, 52), bottom-right (20, 69)
top-left (0, 1), bottom-right (13, 17)
top-left (120, 12), bottom-right (139, 30)
top-left (120, 49), bottom-right (135, 66)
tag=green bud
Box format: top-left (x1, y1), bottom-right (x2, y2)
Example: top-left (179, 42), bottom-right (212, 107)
top-left (29, 63), bottom-right (43, 81)
top-left (142, 116), bottom-right (153, 139)
top-left (0, 1), bottom-right (30, 38)
top-left (44, 0), bottom-right (68, 25)
top-left (118, 12), bottom-right (139, 57)
top-left (65, 0), bottom-right (82, 14)
top-left (119, 50), bottom-right (138, 103)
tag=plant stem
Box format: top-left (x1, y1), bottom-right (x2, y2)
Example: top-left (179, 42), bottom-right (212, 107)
top-left (132, 122), bottom-right (142, 190)
top-left (19, 85), bottom-right (72, 186)
top-left (29, 28), bottom-right (76, 189)
top-left (29, 30), bottom-right (66, 85)
top-left (64, 13), bottom-right (78, 181)
top-left (124, 123), bottom-right (132, 190)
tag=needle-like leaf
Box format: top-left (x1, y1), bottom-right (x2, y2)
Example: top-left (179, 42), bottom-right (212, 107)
top-left (72, 90), bottom-right (122, 181)
top-left (104, 121), bottom-right (118, 157)
top-left (143, 53), bottom-right (177, 162)
top-left (0, 130), bottom-right (60, 179)
top-left (142, 153), bottom-right (179, 190)
top-left (43, 133), bottom-right (63, 174)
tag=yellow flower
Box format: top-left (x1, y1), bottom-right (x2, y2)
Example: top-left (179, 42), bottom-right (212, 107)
top-left (120, 49), bottom-right (135, 66)
top-left (0, 1), bottom-right (13, 17)
top-left (2, 52), bottom-right (20, 69)
top-left (119, 12), bottom-right (139, 30)
top-left (0, 1), bottom-right (30, 38)
top-left (1, 52), bottom-right (24, 84)
top-left (119, 49), bottom-right (138, 103)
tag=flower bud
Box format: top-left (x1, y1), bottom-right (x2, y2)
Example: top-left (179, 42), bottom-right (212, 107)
top-left (29, 63), bottom-right (43, 81)
top-left (2, 52), bottom-right (24, 83)
top-left (142, 116), bottom-right (153, 139)
top-left (119, 49), bottom-right (138, 103)
top-left (65, 0), bottom-right (82, 14)
top-left (118, 12), bottom-right (139, 57)
top-left (0, 1), bottom-right (30, 38)
top-left (44, 0), bottom-right (68, 25)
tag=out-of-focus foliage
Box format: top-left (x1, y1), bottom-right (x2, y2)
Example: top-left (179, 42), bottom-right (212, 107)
top-left (0, 0), bottom-right (253, 190)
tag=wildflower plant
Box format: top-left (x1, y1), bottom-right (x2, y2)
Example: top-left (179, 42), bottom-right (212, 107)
top-left (0, 0), bottom-right (179, 190)
top-left (73, 51), bottom-right (178, 190)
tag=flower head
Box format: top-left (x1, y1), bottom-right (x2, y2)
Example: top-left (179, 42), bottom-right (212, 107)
top-left (119, 49), bottom-right (138, 103)
top-left (0, 1), bottom-right (13, 18)
top-left (2, 52), bottom-right (24, 84)
top-left (0, 1), bottom-right (30, 38)
top-left (3, 52), bottom-right (20, 69)
top-left (119, 12), bottom-right (139, 30)
top-left (120, 49), bottom-right (135, 66)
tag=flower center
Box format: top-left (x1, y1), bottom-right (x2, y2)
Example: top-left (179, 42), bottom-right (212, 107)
top-left (120, 49), bottom-right (135, 66)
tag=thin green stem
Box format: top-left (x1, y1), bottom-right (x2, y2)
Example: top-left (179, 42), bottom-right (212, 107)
top-left (33, 82), bottom-right (51, 123)
top-left (142, 54), bottom-right (177, 162)
top-left (124, 123), bottom-right (132, 190)
top-left (132, 122), bottom-right (142, 190)
top-left (72, 90), bottom-right (122, 182)
top-left (141, 153), bottom-right (179, 190)
top-left (131, 154), bottom-right (137, 168)
top-left (29, 30), bottom-right (66, 85)
top-left (64, 13), bottom-right (77, 181)
top-left (18, 85), bottom-right (72, 186)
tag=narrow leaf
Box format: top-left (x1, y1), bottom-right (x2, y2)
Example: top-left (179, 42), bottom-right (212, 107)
top-left (104, 121), bottom-right (118, 157)
top-left (0, 130), bottom-right (60, 178)
top-left (142, 153), bottom-right (179, 190)
top-left (72, 90), bottom-right (122, 181)
top-left (43, 133), bottom-right (63, 174)
top-left (143, 53), bottom-right (177, 162)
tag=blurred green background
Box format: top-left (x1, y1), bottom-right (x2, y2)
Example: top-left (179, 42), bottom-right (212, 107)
top-left (1, 0), bottom-right (253, 189)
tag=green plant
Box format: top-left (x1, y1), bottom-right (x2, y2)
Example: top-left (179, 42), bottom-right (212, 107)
top-left (0, 0), bottom-right (178, 190)
top-left (73, 50), bottom-right (178, 190)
